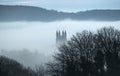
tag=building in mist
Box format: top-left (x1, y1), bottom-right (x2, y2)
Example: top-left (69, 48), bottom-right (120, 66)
top-left (56, 30), bottom-right (67, 47)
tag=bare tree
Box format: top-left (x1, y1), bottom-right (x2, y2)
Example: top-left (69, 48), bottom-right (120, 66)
top-left (47, 27), bottom-right (120, 76)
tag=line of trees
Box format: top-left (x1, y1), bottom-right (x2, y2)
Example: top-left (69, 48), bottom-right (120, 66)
top-left (0, 56), bottom-right (47, 76)
top-left (47, 27), bottom-right (120, 76)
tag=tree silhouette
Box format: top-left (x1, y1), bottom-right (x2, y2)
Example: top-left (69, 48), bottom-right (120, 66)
top-left (48, 27), bottom-right (120, 76)
top-left (96, 27), bottom-right (120, 76)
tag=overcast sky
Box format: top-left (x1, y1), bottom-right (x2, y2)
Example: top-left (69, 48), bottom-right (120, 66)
top-left (0, 0), bottom-right (120, 12)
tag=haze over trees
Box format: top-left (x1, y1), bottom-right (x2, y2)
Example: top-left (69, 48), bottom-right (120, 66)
top-left (0, 56), bottom-right (47, 76)
top-left (0, 49), bottom-right (50, 68)
top-left (0, 5), bottom-right (120, 22)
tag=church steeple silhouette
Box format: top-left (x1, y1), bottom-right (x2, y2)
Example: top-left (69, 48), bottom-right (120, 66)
top-left (56, 30), bottom-right (67, 46)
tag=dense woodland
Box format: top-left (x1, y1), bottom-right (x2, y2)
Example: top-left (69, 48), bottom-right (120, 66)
top-left (0, 27), bottom-right (120, 76)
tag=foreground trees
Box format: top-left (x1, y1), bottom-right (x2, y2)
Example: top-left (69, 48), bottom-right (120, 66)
top-left (48, 27), bottom-right (120, 76)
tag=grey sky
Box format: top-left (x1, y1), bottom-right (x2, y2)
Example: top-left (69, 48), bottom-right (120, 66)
top-left (0, 0), bottom-right (120, 12)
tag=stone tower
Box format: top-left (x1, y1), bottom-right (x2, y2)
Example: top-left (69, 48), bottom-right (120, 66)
top-left (56, 30), bottom-right (67, 46)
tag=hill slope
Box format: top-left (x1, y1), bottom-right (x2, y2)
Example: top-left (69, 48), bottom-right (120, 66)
top-left (0, 56), bottom-right (36, 76)
top-left (0, 5), bottom-right (120, 21)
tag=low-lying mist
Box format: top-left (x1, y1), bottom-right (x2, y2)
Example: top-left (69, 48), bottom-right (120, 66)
top-left (0, 20), bottom-right (120, 67)
top-left (0, 49), bottom-right (51, 68)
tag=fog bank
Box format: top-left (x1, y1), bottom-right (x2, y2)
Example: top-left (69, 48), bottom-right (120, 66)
top-left (0, 20), bottom-right (120, 55)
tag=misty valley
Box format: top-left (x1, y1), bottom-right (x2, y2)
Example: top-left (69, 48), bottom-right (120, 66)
top-left (0, 5), bottom-right (120, 76)
top-left (0, 20), bottom-right (120, 72)
top-left (0, 21), bottom-right (120, 56)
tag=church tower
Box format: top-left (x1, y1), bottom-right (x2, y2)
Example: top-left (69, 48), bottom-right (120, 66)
top-left (56, 30), bottom-right (67, 46)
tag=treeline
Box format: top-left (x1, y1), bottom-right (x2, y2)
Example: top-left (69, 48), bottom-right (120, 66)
top-left (0, 5), bottom-right (120, 22)
top-left (0, 49), bottom-right (49, 68)
top-left (0, 56), bottom-right (46, 76)
top-left (47, 27), bottom-right (120, 76)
